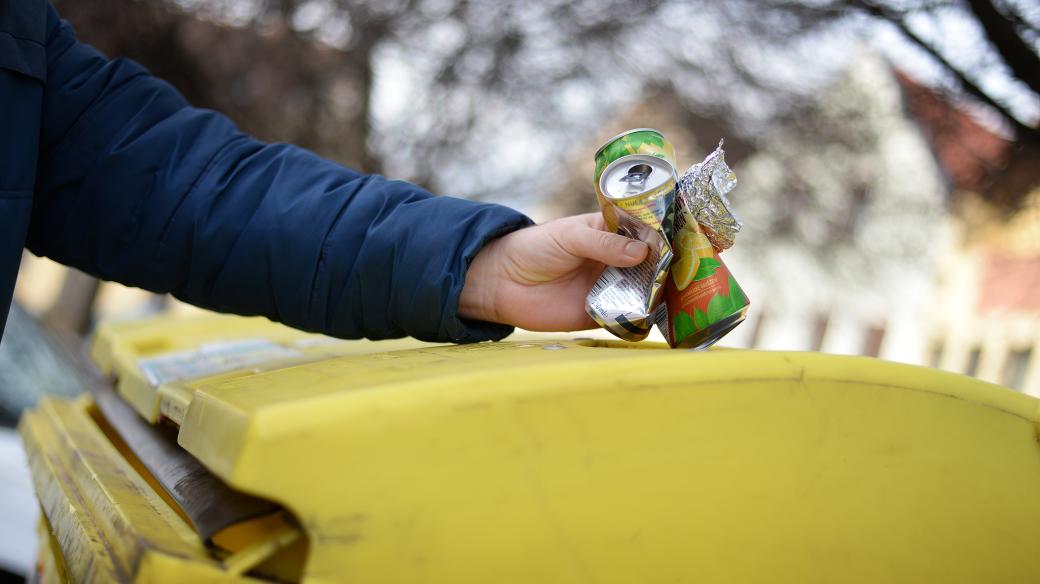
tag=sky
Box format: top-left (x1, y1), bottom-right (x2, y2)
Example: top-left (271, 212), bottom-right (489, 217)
top-left (168, 0), bottom-right (1038, 211)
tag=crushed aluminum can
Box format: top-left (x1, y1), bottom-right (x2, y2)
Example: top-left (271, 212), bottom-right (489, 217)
top-left (656, 210), bottom-right (750, 349)
top-left (656, 143), bottom-right (749, 349)
top-left (586, 153), bottom-right (677, 341)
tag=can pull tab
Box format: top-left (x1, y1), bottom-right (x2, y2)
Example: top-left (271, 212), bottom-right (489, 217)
top-left (619, 163), bottom-right (653, 194)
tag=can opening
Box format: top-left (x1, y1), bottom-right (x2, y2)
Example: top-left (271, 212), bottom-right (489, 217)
top-left (620, 164), bottom-right (653, 191)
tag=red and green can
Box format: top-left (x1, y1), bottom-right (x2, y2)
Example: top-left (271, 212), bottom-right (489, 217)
top-left (658, 211), bottom-right (749, 349)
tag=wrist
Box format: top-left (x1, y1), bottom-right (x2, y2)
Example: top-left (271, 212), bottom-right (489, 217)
top-left (459, 238), bottom-right (503, 324)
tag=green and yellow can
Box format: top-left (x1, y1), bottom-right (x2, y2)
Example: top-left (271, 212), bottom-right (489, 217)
top-left (594, 128), bottom-right (677, 232)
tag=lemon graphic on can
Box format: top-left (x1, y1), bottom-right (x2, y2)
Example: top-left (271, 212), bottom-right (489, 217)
top-left (671, 226), bottom-right (714, 290)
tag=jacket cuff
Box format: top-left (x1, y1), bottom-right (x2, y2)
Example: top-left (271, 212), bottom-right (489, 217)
top-left (441, 215), bottom-right (533, 343)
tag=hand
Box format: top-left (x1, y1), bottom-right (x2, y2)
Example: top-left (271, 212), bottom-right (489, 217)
top-left (459, 213), bottom-right (649, 331)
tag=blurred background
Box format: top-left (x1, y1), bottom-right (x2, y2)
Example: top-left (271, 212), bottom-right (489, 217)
top-left (9, 0), bottom-right (1040, 392)
top-left (0, 1), bottom-right (1038, 577)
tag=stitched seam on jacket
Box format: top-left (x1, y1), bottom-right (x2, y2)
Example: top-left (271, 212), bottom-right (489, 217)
top-left (0, 32), bottom-right (44, 46)
top-left (0, 189), bottom-right (32, 199)
top-left (308, 175), bottom-right (371, 331)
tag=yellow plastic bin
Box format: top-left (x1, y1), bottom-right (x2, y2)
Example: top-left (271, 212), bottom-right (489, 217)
top-left (89, 314), bottom-right (437, 423)
top-left (20, 313), bottom-right (1040, 583)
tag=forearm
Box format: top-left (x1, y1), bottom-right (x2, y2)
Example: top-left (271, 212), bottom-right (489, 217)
top-left (29, 3), bottom-right (533, 342)
top-left (162, 137), bottom-right (533, 341)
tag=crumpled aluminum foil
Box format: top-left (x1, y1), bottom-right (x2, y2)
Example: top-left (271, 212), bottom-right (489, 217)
top-left (676, 141), bottom-right (741, 250)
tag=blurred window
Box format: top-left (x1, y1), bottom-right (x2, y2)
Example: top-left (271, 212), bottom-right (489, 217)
top-left (1003, 348), bottom-right (1033, 391)
top-left (862, 325), bottom-right (886, 358)
top-left (964, 348), bottom-right (982, 378)
top-left (928, 341), bottom-right (944, 369)
top-left (810, 314), bottom-right (829, 352)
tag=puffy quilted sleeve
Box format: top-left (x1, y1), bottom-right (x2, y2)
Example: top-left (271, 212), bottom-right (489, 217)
top-left (28, 3), bottom-right (533, 342)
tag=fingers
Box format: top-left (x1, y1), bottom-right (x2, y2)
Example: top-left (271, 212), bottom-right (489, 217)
top-left (553, 222), bottom-right (649, 267)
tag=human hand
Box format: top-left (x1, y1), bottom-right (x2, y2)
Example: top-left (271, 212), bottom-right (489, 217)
top-left (459, 213), bottom-right (649, 331)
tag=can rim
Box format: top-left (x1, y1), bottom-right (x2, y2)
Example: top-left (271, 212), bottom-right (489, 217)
top-left (594, 128), bottom-right (665, 160)
top-left (598, 153), bottom-right (677, 201)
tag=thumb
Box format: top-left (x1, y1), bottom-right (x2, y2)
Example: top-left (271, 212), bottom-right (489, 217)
top-left (555, 224), bottom-right (649, 267)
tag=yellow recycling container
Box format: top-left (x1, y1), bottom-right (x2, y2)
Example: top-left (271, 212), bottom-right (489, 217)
top-left (19, 313), bottom-right (1040, 583)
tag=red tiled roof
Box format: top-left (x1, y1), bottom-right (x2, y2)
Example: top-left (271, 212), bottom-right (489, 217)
top-left (979, 254), bottom-right (1040, 313)
top-left (895, 71), bottom-right (1013, 193)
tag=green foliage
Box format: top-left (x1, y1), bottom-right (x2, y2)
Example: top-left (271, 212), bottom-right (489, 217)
top-left (729, 274), bottom-right (747, 308)
top-left (674, 272), bottom-right (749, 341)
top-left (605, 140), bottom-right (631, 163)
top-left (692, 258), bottom-right (721, 281)
top-left (693, 308), bottom-right (709, 330)
top-left (632, 132), bottom-right (665, 150)
top-left (674, 310), bottom-right (695, 340)
top-left (707, 293), bottom-right (733, 324)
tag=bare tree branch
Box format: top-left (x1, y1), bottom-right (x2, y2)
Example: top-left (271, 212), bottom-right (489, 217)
top-left (997, 0), bottom-right (1040, 36)
top-left (967, 0), bottom-right (1040, 96)
top-left (851, 0), bottom-right (1040, 141)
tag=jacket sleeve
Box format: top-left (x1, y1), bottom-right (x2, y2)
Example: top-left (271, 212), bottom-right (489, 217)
top-left (27, 4), bottom-right (534, 343)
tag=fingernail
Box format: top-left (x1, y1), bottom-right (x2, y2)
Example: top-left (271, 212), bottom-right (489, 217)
top-left (624, 241), bottom-right (645, 259)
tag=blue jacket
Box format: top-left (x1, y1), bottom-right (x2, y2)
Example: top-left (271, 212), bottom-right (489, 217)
top-left (0, 1), bottom-right (532, 343)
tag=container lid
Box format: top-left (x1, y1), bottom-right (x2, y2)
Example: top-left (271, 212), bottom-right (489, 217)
top-left (599, 154), bottom-right (676, 200)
